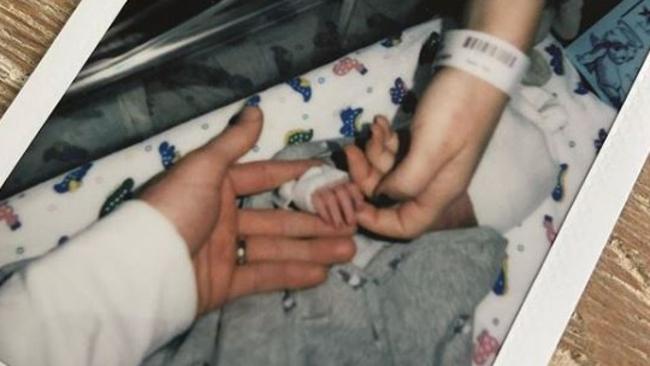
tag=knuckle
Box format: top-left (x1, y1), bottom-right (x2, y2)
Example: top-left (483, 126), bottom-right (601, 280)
top-left (337, 240), bottom-right (356, 260)
top-left (313, 267), bottom-right (328, 283)
top-left (285, 267), bottom-right (303, 287)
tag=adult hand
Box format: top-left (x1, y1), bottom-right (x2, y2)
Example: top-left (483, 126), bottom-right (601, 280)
top-left (377, 69), bottom-right (507, 202)
top-left (345, 88), bottom-right (484, 240)
top-left (341, 0), bottom-right (545, 239)
top-left (141, 107), bottom-right (356, 316)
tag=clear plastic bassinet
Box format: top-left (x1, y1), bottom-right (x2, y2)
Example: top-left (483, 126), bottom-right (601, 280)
top-left (1, 0), bottom-right (457, 198)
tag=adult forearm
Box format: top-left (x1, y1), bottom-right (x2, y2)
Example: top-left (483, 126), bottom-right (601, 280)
top-left (431, 0), bottom-right (547, 126)
top-left (0, 201), bottom-right (197, 366)
top-left (464, 0), bottom-right (546, 51)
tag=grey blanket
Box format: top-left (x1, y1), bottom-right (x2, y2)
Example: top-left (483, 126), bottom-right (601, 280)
top-left (142, 141), bottom-right (507, 366)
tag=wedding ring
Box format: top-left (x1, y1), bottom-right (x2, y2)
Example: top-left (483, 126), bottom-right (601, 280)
top-left (236, 238), bottom-right (247, 266)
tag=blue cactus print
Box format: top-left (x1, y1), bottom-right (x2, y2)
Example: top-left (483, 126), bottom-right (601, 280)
top-left (340, 107), bottom-right (363, 137)
top-left (287, 77), bottom-right (312, 102)
top-left (159, 141), bottom-right (180, 170)
top-left (544, 44), bottom-right (564, 75)
top-left (594, 129), bottom-right (608, 152)
top-left (552, 163), bottom-right (569, 202)
top-left (99, 178), bottom-right (135, 218)
top-left (390, 77), bottom-right (409, 105)
top-left (285, 129), bottom-right (314, 146)
top-left (246, 95), bottom-right (261, 107)
top-left (54, 163), bottom-right (93, 193)
top-left (389, 77), bottom-right (418, 114)
top-left (574, 81), bottom-right (589, 95)
top-left (492, 263), bottom-right (507, 295)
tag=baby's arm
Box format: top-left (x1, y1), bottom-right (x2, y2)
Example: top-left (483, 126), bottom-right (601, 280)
top-left (276, 164), bottom-right (363, 227)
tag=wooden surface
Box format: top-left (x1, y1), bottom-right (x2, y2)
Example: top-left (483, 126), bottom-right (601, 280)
top-left (0, 1), bottom-right (648, 364)
top-left (550, 159), bottom-right (650, 366)
top-left (0, 0), bottom-right (79, 113)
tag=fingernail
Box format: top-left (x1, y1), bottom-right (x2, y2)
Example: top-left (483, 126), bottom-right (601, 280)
top-left (227, 112), bottom-right (241, 127)
top-left (371, 194), bottom-right (398, 208)
top-left (229, 106), bottom-right (259, 126)
top-left (240, 105), bottom-right (258, 116)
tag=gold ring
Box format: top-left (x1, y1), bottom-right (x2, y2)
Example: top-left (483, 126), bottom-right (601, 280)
top-left (236, 238), bottom-right (247, 266)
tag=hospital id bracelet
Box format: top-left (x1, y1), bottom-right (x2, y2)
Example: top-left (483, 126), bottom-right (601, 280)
top-left (434, 30), bottom-right (531, 96)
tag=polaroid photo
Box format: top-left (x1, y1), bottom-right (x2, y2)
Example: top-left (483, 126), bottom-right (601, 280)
top-left (0, 1), bottom-right (649, 365)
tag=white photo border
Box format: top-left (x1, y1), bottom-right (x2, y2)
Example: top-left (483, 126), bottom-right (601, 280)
top-left (0, 1), bottom-right (648, 365)
top-left (495, 55), bottom-right (650, 365)
top-left (0, 0), bottom-right (128, 187)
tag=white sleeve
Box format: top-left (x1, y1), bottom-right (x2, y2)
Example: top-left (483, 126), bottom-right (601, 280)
top-left (0, 200), bottom-right (197, 366)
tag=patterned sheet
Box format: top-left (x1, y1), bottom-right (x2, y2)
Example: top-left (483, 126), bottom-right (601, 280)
top-left (0, 19), bottom-right (616, 365)
top-left (2, 0), bottom-right (435, 197)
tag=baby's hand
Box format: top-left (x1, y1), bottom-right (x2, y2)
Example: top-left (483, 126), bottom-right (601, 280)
top-left (344, 116), bottom-right (400, 197)
top-left (344, 115), bottom-right (478, 236)
top-left (286, 116), bottom-right (398, 228)
top-left (312, 116), bottom-right (399, 227)
top-left (311, 181), bottom-right (365, 227)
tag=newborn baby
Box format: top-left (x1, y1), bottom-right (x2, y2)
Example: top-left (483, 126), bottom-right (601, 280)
top-left (142, 117), bottom-right (507, 366)
top-left (271, 116), bottom-right (481, 291)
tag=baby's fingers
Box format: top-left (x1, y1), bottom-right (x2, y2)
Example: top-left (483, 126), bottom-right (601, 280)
top-left (344, 182), bottom-right (365, 210)
top-left (345, 144), bottom-right (382, 197)
top-left (238, 209), bottom-right (355, 237)
top-left (333, 185), bottom-right (356, 226)
top-left (375, 116), bottom-right (399, 154)
top-left (320, 189), bottom-right (344, 227)
top-left (312, 191), bottom-right (332, 224)
top-left (366, 116), bottom-right (398, 174)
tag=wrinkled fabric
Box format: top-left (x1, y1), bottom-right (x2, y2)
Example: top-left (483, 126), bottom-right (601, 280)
top-left (138, 136), bottom-right (507, 366)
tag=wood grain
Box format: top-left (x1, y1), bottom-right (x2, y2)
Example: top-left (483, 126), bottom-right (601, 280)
top-left (0, 0), bottom-right (80, 115)
top-left (0, 1), bottom-right (648, 365)
top-left (550, 158), bottom-right (650, 366)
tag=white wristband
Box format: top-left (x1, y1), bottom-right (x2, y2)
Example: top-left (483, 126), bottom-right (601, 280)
top-left (435, 30), bottom-right (530, 96)
top-left (275, 165), bottom-right (349, 213)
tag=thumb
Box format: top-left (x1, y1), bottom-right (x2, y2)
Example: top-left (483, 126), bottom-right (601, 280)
top-left (375, 156), bottom-right (429, 200)
top-left (203, 106), bottom-right (264, 166)
top-left (375, 136), bottom-right (454, 200)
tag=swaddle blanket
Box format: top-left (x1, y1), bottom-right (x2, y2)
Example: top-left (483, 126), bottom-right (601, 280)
top-left (0, 19), bottom-right (615, 365)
